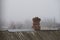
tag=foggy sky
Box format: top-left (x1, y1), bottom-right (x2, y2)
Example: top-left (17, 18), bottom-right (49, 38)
top-left (2, 0), bottom-right (60, 23)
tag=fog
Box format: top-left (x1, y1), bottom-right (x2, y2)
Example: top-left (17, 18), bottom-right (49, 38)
top-left (1, 0), bottom-right (60, 23)
top-left (0, 0), bottom-right (60, 30)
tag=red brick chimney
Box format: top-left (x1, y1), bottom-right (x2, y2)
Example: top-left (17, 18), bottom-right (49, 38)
top-left (32, 17), bottom-right (41, 31)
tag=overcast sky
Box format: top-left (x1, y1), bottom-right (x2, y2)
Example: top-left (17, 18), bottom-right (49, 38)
top-left (1, 0), bottom-right (60, 23)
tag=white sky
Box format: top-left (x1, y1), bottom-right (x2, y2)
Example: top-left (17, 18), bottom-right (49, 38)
top-left (2, 0), bottom-right (60, 23)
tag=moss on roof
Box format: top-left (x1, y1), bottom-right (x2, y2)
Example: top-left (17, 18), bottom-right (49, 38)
top-left (0, 31), bottom-right (60, 40)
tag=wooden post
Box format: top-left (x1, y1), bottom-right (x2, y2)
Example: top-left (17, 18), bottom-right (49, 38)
top-left (32, 17), bottom-right (41, 31)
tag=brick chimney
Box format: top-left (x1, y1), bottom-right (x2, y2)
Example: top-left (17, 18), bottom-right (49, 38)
top-left (32, 17), bottom-right (41, 31)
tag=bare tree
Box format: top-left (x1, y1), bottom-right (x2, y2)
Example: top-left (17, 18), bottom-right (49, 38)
top-left (9, 22), bottom-right (16, 29)
top-left (15, 22), bottom-right (23, 29)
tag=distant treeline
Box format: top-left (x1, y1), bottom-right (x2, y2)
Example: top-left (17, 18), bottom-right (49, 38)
top-left (0, 18), bottom-right (60, 30)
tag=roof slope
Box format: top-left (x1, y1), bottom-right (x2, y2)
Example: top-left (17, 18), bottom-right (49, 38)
top-left (0, 31), bottom-right (60, 40)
